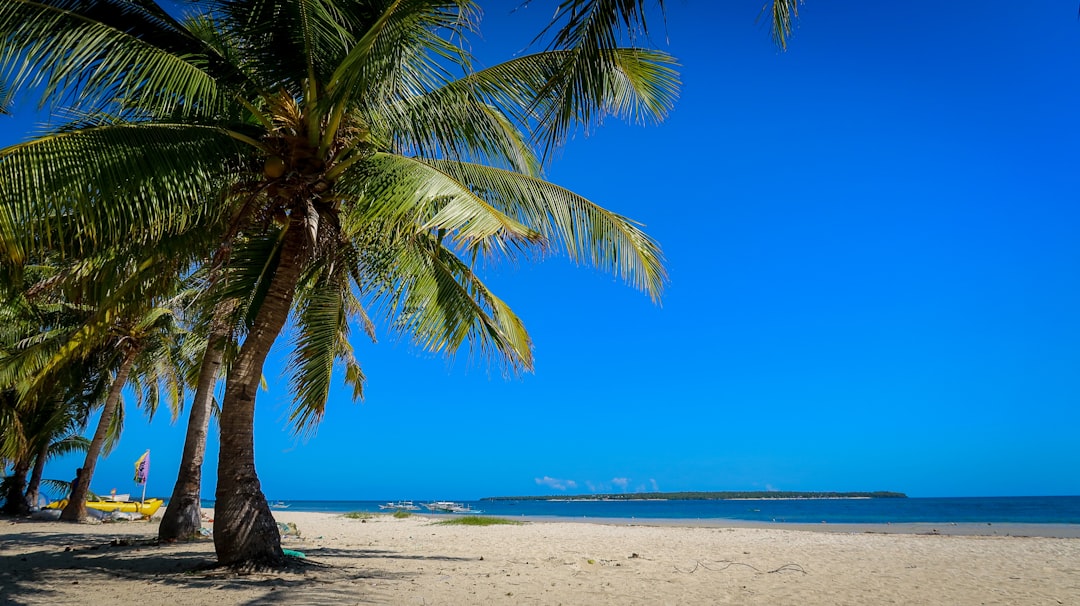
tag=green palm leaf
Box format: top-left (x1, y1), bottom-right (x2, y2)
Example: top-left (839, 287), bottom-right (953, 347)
top-left (339, 152), bottom-right (542, 249)
top-left (285, 261), bottom-right (370, 435)
top-left (428, 160), bottom-right (666, 300)
top-left (763, 0), bottom-right (801, 51)
top-left (526, 0), bottom-right (678, 153)
top-left (328, 0), bottom-right (477, 102)
top-left (0, 123), bottom-right (250, 263)
top-left (363, 230), bottom-right (533, 371)
top-left (0, 0), bottom-right (223, 117)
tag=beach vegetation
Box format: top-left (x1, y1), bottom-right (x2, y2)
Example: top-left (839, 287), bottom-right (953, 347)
top-left (343, 511), bottom-right (374, 519)
top-left (392, 510), bottom-right (412, 519)
top-left (435, 516), bottom-right (524, 526)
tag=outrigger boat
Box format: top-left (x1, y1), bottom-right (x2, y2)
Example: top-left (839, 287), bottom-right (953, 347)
top-left (46, 450), bottom-right (162, 517)
top-left (379, 500), bottom-right (420, 511)
top-left (423, 501), bottom-right (482, 514)
top-left (46, 496), bottom-right (164, 517)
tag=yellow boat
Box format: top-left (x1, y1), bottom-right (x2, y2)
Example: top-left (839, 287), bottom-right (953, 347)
top-left (46, 497), bottom-right (164, 517)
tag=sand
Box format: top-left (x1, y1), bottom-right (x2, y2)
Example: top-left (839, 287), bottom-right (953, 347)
top-left (2, 510), bottom-right (1078, 605)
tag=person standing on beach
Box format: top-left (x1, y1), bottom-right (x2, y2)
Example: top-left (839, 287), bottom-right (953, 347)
top-left (69, 468), bottom-right (83, 501)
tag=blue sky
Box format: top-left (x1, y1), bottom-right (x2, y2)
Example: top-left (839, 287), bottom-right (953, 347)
top-left (6, 1), bottom-right (1080, 500)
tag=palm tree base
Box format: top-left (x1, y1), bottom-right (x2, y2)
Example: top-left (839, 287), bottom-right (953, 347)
top-left (212, 490), bottom-right (284, 566)
top-left (158, 493), bottom-right (203, 541)
top-left (59, 502), bottom-right (87, 522)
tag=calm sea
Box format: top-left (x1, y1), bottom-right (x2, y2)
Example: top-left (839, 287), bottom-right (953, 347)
top-left (205, 496), bottom-right (1080, 525)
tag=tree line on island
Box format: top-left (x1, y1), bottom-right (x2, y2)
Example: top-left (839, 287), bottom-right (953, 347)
top-left (0, 0), bottom-right (802, 569)
top-left (482, 491), bottom-right (908, 501)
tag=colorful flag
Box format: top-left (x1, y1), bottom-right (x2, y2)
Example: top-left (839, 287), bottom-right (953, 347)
top-left (133, 450), bottom-right (150, 485)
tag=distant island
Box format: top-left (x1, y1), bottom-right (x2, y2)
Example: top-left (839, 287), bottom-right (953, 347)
top-left (481, 491), bottom-right (907, 501)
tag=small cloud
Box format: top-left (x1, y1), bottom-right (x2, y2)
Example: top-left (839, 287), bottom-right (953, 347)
top-left (585, 481), bottom-right (597, 492)
top-left (650, 478), bottom-right (659, 491)
top-left (535, 476), bottom-right (577, 491)
top-left (611, 477), bottom-right (629, 490)
top-left (765, 484), bottom-right (779, 492)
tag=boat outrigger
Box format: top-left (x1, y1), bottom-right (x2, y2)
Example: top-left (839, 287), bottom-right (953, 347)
top-left (46, 496), bottom-right (164, 517)
top-left (379, 500), bottom-right (420, 511)
top-left (45, 449), bottom-right (162, 517)
top-left (423, 501), bottom-right (482, 514)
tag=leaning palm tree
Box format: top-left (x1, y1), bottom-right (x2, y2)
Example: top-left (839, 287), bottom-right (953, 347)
top-left (1, 0), bottom-right (796, 565)
top-left (1, 0), bottom-right (674, 564)
top-left (55, 310), bottom-right (186, 521)
top-left (159, 290), bottom-right (238, 541)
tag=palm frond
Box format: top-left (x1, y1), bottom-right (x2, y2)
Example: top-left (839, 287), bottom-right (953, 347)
top-left (0, 79), bottom-right (11, 115)
top-left (428, 160), bottom-right (666, 301)
top-left (328, 0), bottom-right (478, 103)
top-left (286, 266), bottom-right (352, 436)
top-left (364, 81), bottom-right (541, 174)
top-left (339, 152), bottom-right (542, 249)
top-left (48, 435), bottom-right (89, 458)
top-left (41, 477), bottom-right (72, 498)
top-left (761, 0), bottom-right (800, 51)
top-left (0, 0), bottom-right (223, 117)
top-left (0, 122), bottom-right (250, 264)
top-left (523, 0), bottom-right (678, 154)
top-left (362, 231), bottom-right (533, 372)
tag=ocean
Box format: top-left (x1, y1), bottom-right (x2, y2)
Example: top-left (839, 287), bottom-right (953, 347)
top-left (214, 496), bottom-right (1080, 525)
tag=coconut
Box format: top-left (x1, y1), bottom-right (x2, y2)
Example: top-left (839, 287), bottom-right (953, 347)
top-left (264, 156), bottom-right (286, 178)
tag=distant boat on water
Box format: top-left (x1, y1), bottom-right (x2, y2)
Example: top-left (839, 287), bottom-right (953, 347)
top-left (424, 501), bottom-right (483, 514)
top-left (379, 500), bottom-right (420, 511)
top-left (271, 501), bottom-right (290, 509)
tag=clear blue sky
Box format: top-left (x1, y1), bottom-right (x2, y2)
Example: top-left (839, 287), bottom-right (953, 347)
top-left (6, 1), bottom-right (1080, 500)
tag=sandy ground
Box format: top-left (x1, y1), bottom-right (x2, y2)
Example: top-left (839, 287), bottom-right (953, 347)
top-left (2, 510), bottom-right (1078, 605)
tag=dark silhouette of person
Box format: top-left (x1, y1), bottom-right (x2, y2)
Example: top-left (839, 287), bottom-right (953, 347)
top-left (69, 468), bottom-right (83, 500)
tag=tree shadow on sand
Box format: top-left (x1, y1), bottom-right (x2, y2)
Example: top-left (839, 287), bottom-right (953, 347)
top-left (1, 519), bottom-right (475, 605)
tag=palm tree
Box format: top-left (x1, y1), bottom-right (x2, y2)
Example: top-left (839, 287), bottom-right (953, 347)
top-left (1, 0), bottom-right (664, 558)
top-left (158, 297), bottom-right (235, 541)
top-left (1, 0), bottom-right (797, 565)
top-left (0, 396), bottom-right (90, 515)
top-left (55, 306), bottom-right (188, 521)
top-left (0, 273), bottom-right (101, 515)
top-left (1, 277), bottom-right (85, 514)
top-left (0, 259), bottom-right (190, 521)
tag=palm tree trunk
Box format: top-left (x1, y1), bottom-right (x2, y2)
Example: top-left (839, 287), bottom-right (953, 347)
top-left (61, 348), bottom-right (138, 522)
top-left (214, 222), bottom-right (308, 566)
top-left (159, 300), bottom-right (233, 541)
top-left (2, 459), bottom-right (30, 515)
top-left (24, 441), bottom-right (48, 509)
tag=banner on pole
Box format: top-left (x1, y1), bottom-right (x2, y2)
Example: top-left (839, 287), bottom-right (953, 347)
top-left (133, 450), bottom-right (150, 485)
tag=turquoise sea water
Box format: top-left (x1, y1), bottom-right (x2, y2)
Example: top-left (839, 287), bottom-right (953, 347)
top-left (205, 496), bottom-right (1080, 525)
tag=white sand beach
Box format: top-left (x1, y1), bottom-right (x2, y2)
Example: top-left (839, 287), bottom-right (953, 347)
top-left (2, 511), bottom-right (1078, 605)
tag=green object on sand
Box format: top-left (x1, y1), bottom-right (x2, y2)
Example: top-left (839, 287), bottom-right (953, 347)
top-left (282, 548), bottom-right (306, 558)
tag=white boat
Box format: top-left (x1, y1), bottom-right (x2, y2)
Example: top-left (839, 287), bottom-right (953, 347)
top-left (423, 501), bottom-right (482, 514)
top-left (379, 500), bottom-right (420, 511)
top-left (270, 501), bottom-right (290, 509)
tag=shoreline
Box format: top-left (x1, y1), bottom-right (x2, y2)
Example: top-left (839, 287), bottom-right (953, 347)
top-left (278, 507), bottom-right (1080, 538)
top-left (495, 514), bottom-right (1080, 538)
